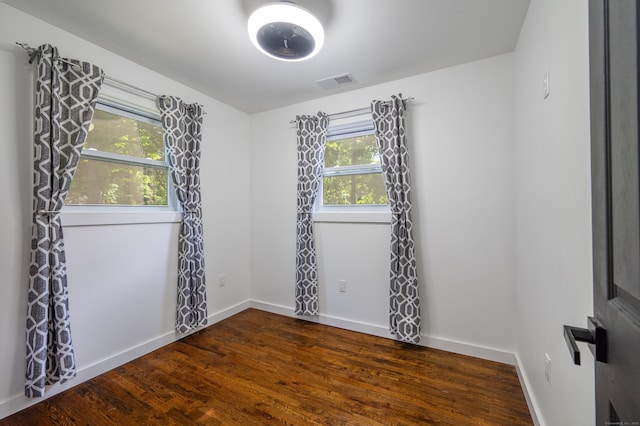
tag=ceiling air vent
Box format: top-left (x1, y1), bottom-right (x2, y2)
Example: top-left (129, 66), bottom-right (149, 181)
top-left (315, 73), bottom-right (355, 90)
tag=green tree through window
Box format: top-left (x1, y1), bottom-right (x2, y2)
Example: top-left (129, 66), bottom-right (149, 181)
top-left (322, 133), bottom-right (388, 206)
top-left (67, 105), bottom-right (169, 206)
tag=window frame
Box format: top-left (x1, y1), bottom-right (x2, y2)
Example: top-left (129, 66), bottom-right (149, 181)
top-left (313, 119), bottom-right (391, 224)
top-left (62, 96), bottom-right (181, 227)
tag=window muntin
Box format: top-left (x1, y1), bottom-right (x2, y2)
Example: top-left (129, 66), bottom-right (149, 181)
top-left (66, 100), bottom-right (172, 207)
top-left (320, 121), bottom-right (388, 206)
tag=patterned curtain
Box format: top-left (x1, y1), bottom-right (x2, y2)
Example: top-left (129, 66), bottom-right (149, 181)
top-left (159, 96), bottom-right (207, 333)
top-left (295, 113), bottom-right (329, 315)
top-left (371, 95), bottom-right (421, 344)
top-left (26, 44), bottom-right (104, 398)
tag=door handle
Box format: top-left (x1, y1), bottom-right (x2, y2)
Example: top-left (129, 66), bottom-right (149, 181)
top-left (563, 317), bottom-right (607, 365)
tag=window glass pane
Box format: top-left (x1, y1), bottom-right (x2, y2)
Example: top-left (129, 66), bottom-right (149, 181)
top-left (67, 158), bottom-right (168, 206)
top-left (323, 173), bottom-right (388, 205)
top-left (85, 109), bottom-right (165, 161)
top-left (324, 134), bottom-right (380, 168)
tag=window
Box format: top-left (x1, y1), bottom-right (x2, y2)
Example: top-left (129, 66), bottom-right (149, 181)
top-left (66, 99), bottom-right (173, 208)
top-left (319, 120), bottom-right (388, 207)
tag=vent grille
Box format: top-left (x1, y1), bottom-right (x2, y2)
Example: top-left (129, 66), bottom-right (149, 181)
top-left (315, 73), bottom-right (355, 90)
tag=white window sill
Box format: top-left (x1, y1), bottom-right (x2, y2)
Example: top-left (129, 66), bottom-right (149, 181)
top-left (61, 209), bottom-right (182, 227)
top-left (313, 208), bottom-right (391, 224)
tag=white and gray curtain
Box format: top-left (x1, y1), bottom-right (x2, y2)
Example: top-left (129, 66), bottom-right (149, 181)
top-left (295, 113), bottom-right (329, 315)
top-left (26, 44), bottom-right (104, 397)
top-left (372, 95), bottom-right (421, 344)
top-left (159, 96), bottom-right (207, 333)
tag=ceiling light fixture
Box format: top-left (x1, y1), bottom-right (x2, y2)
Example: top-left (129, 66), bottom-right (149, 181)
top-left (248, 2), bottom-right (324, 62)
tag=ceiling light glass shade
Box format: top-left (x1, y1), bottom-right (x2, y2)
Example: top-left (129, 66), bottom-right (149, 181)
top-left (248, 2), bottom-right (324, 62)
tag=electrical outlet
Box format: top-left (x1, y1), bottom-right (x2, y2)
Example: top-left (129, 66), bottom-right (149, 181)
top-left (544, 353), bottom-right (551, 384)
top-left (338, 279), bottom-right (347, 293)
top-left (218, 274), bottom-right (226, 287)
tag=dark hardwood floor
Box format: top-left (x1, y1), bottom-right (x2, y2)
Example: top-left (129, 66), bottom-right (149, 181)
top-left (1, 309), bottom-right (532, 425)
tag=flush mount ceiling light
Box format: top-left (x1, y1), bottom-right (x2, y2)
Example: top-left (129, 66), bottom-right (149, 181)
top-left (248, 2), bottom-right (324, 62)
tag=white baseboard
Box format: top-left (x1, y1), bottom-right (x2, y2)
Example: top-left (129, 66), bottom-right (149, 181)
top-left (0, 300), bottom-right (250, 420)
top-left (249, 300), bottom-right (516, 365)
top-left (515, 352), bottom-right (544, 426)
top-left (2, 299), bottom-right (537, 423)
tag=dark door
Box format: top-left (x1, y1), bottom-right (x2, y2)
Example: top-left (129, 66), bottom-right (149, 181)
top-left (590, 0), bottom-right (640, 423)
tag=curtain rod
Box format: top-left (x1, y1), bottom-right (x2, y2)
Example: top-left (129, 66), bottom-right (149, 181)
top-left (288, 97), bottom-right (415, 125)
top-left (16, 42), bottom-right (207, 114)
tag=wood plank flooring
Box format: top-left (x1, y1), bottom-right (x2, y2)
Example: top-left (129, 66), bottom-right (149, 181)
top-left (1, 309), bottom-right (532, 425)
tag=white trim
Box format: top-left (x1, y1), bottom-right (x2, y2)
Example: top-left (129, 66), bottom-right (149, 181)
top-left (61, 209), bottom-right (182, 227)
top-left (249, 300), bottom-right (515, 365)
top-left (1, 300), bottom-right (532, 421)
top-left (0, 300), bottom-right (250, 420)
top-left (515, 352), bottom-right (545, 426)
top-left (312, 209), bottom-right (391, 224)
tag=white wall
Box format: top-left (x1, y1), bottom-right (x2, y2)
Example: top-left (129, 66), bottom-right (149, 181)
top-left (250, 53), bottom-right (517, 359)
top-left (0, 3), bottom-right (251, 417)
top-left (0, 1), bottom-right (598, 424)
top-left (513, 0), bottom-right (594, 425)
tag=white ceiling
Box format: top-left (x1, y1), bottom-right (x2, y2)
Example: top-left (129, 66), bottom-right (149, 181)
top-left (5, 0), bottom-right (531, 113)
